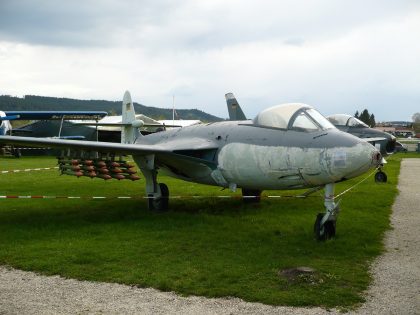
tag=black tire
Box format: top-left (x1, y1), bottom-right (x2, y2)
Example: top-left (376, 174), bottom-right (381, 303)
top-left (242, 189), bottom-right (262, 203)
top-left (148, 183), bottom-right (169, 211)
top-left (324, 220), bottom-right (336, 238)
top-left (375, 171), bottom-right (387, 183)
top-left (314, 213), bottom-right (336, 241)
top-left (13, 148), bottom-right (21, 158)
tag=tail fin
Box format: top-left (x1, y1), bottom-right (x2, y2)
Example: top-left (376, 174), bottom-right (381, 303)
top-left (225, 93), bottom-right (247, 121)
top-left (121, 91), bottom-right (141, 144)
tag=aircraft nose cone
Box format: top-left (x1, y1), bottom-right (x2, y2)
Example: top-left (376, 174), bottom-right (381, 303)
top-left (333, 138), bottom-right (382, 180)
top-left (342, 141), bottom-right (381, 180)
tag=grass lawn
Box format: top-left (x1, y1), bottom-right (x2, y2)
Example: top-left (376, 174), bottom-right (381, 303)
top-left (0, 153), bottom-right (417, 308)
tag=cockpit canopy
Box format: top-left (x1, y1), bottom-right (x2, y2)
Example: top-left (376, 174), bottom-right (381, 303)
top-left (327, 114), bottom-right (369, 128)
top-left (253, 103), bottom-right (335, 132)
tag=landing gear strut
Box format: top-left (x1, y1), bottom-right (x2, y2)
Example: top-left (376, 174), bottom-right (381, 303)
top-left (148, 183), bottom-right (169, 211)
top-left (136, 155), bottom-right (169, 211)
top-left (314, 183), bottom-right (339, 241)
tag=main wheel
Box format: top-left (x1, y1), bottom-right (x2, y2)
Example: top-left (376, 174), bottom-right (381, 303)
top-left (12, 148), bottom-right (21, 158)
top-left (314, 213), bottom-right (336, 241)
top-left (242, 189), bottom-right (262, 203)
top-left (375, 171), bottom-right (387, 183)
top-left (148, 183), bottom-right (169, 211)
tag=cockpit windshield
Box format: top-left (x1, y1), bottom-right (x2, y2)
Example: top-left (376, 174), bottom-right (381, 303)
top-left (348, 117), bottom-right (368, 127)
top-left (253, 103), bottom-right (335, 132)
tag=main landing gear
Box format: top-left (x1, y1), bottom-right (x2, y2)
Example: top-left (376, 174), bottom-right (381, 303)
top-left (314, 183), bottom-right (340, 241)
top-left (149, 183), bottom-right (169, 211)
top-left (136, 155), bottom-right (169, 211)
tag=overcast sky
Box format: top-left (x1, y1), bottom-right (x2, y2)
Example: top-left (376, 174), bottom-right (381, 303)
top-left (0, 0), bottom-right (419, 121)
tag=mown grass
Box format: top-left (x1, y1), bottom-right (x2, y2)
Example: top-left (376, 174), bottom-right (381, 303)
top-left (0, 153), bottom-right (416, 308)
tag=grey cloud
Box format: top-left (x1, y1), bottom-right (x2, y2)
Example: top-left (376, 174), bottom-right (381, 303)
top-left (0, 0), bottom-right (176, 46)
top-left (1, 0), bottom-right (418, 50)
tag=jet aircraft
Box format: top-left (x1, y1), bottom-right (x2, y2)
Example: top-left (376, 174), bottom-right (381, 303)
top-left (0, 110), bottom-right (108, 156)
top-left (224, 93), bottom-right (393, 183)
top-left (0, 110), bottom-right (108, 135)
top-left (0, 92), bottom-right (382, 240)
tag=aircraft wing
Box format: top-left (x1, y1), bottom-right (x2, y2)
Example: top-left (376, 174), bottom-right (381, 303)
top-left (73, 122), bottom-right (183, 128)
top-left (1, 111), bottom-right (108, 121)
top-left (0, 135), bottom-right (166, 155)
top-left (0, 135), bottom-right (219, 170)
top-left (73, 122), bottom-right (165, 127)
top-left (362, 137), bottom-right (387, 143)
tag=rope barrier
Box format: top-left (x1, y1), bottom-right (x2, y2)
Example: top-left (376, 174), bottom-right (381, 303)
top-left (0, 167), bottom-right (59, 174)
top-left (335, 168), bottom-right (378, 199)
top-left (0, 194), bottom-right (315, 200)
top-left (0, 165), bottom-right (379, 200)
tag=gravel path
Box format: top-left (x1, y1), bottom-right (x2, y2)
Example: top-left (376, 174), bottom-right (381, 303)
top-left (1, 159), bottom-right (419, 315)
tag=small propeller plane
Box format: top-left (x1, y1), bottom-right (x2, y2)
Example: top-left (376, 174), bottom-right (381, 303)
top-left (0, 91), bottom-right (382, 240)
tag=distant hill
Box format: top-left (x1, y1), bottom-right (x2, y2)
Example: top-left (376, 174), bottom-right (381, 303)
top-left (0, 95), bottom-right (223, 122)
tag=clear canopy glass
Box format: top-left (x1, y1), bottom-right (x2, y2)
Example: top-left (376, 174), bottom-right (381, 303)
top-left (253, 103), bottom-right (335, 132)
top-left (327, 114), bottom-right (368, 127)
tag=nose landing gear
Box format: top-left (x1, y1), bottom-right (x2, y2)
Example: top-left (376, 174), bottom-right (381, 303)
top-left (314, 183), bottom-right (340, 241)
top-left (375, 158), bottom-right (388, 183)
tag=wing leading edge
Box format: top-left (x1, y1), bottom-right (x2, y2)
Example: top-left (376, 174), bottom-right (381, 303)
top-left (0, 135), bottom-right (166, 156)
top-left (0, 135), bottom-right (218, 168)
top-left (1, 111), bottom-right (108, 121)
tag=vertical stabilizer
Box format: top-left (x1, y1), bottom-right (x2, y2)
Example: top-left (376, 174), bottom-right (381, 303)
top-left (225, 93), bottom-right (247, 121)
top-left (121, 91), bottom-right (141, 144)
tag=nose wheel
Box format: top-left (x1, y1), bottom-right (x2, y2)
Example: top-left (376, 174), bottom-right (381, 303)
top-left (375, 170), bottom-right (387, 183)
top-left (314, 213), bottom-right (337, 240)
top-left (314, 183), bottom-right (339, 241)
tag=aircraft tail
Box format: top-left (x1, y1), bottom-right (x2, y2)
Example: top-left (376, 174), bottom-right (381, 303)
top-left (225, 93), bottom-right (247, 121)
top-left (121, 91), bottom-right (141, 144)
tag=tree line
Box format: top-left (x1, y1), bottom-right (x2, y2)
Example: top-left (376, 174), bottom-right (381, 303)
top-left (0, 95), bottom-right (222, 122)
top-left (354, 109), bottom-right (376, 127)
